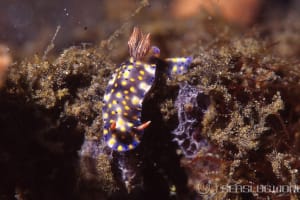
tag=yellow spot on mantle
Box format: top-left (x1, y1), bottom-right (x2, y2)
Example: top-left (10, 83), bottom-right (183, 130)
top-left (131, 96), bottom-right (140, 105)
top-left (130, 87), bottom-right (136, 93)
top-left (103, 129), bottom-right (108, 135)
top-left (117, 118), bottom-right (125, 126)
top-left (117, 145), bottom-right (123, 151)
top-left (127, 65), bottom-right (133, 70)
top-left (139, 82), bottom-right (149, 91)
top-left (123, 71), bottom-right (130, 78)
top-left (116, 92), bottom-right (122, 98)
top-left (108, 138), bottom-right (116, 147)
top-left (172, 65), bottom-right (178, 72)
top-left (120, 126), bottom-right (126, 132)
top-left (103, 113), bottom-right (108, 119)
top-left (116, 107), bottom-right (122, 113)
top-left (139, 70), bottom-right (145, 75)
top-left (121, 80), bottom-right (127, 86)
top-left (125, 106), bottom-right (130, 111)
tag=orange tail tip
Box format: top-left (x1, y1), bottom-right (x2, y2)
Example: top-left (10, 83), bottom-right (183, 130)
top-left (134, 121), bottom-right (151, 131)
top-left (110, 120), bottom-right (116, 131)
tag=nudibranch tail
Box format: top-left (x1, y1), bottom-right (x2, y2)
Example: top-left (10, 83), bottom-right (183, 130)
top-left (134, 120), bottom-right (151, 131)
top-left (165, 56), bottom-right (193, 77)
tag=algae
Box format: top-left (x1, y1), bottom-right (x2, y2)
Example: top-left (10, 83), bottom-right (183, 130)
top-left (0, 1), bottom-right (299, 200)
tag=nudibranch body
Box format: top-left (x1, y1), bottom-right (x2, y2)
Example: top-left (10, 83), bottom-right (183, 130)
top-left (102, 57), bottom-right (156, 151)
top-left (102, 27), bottom-right (192, 152)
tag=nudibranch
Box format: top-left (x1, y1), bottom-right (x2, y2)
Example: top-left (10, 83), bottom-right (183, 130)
top-left (102, 27), bottom-right (192, 152)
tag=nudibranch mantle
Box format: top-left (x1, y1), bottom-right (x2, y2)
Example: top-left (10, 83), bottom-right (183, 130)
top-left (102, 57), bottom-right (156, 151)
top-left (102, 27), bottom-right (192, 152)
